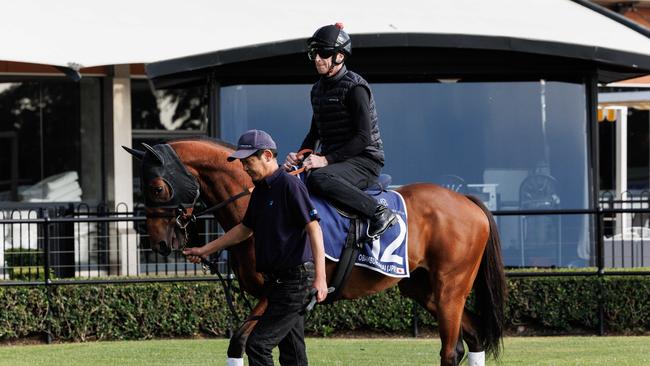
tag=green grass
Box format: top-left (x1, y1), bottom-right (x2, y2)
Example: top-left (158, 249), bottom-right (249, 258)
top-left (0, 336), bottom-right (648, 365)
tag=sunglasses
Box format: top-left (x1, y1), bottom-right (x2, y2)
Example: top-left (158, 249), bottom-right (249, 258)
top-left (308, 47), bottom-right (336, 61)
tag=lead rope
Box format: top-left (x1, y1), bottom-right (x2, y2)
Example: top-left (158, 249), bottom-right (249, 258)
top-left (173, 188), bottom-right (256, 326)
top-left (201, 256), bottom-right (243, 324)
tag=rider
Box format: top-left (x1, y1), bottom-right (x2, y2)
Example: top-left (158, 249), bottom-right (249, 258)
top-left (284, 23), bottom-right (397, 238)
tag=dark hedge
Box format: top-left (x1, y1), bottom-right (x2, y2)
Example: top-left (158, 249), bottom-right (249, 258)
top-left (0, 276), bottom-right (648, 341)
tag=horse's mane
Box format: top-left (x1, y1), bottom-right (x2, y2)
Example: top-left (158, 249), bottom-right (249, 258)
top-left (165, 136), bottom-right (237, 150)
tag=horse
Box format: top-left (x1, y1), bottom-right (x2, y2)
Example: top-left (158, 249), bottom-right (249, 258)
top-left (124, 138), bottom-right (507, 366)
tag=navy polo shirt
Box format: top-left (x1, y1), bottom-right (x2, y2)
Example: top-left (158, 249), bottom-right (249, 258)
top-left (242, 168), bottom-right (320, 273)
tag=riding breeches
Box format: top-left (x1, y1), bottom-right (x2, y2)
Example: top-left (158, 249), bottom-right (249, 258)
top-left (305, 155), bottom-right (381, 218)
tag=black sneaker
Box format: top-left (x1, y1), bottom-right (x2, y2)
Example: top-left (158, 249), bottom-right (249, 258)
top-left (367, 205), bottom-right (397, 238)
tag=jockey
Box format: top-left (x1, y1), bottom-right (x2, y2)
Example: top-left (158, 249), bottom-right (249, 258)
top-left (284, 23), bottom-right (397, 238)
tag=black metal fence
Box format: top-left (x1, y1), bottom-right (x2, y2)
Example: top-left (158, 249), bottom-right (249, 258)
top-left (0, 203), bottom-right (229, 285)
top-left (599, 191), bottom-right (650, 269)
top-left (2, 194), bottom-right (650, 285)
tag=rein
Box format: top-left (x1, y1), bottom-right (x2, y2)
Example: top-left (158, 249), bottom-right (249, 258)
top-left (287, 149), bottom-right (314, 176)
top-left (195, 186), bottom-right (254, 217)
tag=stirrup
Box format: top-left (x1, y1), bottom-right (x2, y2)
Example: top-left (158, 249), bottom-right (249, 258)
top-left (366, 216), bottom-right (397, 240)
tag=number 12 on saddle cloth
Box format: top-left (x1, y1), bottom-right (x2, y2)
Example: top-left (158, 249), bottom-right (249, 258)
top-left (300, 175), bottom-right (410, 278)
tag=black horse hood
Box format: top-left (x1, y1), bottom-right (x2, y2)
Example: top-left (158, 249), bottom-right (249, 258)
top-left (142, 144), bottom-right (200, 208)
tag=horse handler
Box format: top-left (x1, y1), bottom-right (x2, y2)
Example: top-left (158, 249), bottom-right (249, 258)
top-left (183, 129), bottom-right (328, 366)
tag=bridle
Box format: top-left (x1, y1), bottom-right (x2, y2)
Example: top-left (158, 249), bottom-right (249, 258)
top-left (179, 186), bottom-right (254, 248)
top-left (146, 186), bottom-right (254, 252)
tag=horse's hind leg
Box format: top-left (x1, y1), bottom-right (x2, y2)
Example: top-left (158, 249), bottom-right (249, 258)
top-left (401, 272), bottom-right (487, 366)
top-left (398, 270), bottom-right (466, 365)
top-left (226, 298), bottom-right (268, 366)
top-left (436, 290), bottom-right (466, 366)
top-left (461, 309), bottom-right (486, 366)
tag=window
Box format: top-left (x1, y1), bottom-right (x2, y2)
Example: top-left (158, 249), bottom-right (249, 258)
top-left (131, 80), bottom-right (209, 203)
top-left (0, 78), bottom-right (101, 204)
top-left (220, 80), bottom-right (592, 268)
top-left (130, 79), bottom-right (210, 272)
top-left (131, 79), bottom-right (208, 132)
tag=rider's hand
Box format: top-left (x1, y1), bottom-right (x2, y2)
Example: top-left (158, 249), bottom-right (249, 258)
top-left (183, 247), bottom-right (205, 264)
top-left (303, 155), bottom-right (328, 171)
top-left (283, 152), bottom-right (298, 171)
top-left (313, 275), bottom-right (328, 302)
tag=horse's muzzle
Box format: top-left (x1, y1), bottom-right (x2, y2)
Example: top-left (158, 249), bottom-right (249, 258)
top-left (157, 241), bottom-right (172, 257)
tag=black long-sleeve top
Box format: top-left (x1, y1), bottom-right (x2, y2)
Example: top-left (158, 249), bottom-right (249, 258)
top-left (300, 86), bottom-right (372, 164)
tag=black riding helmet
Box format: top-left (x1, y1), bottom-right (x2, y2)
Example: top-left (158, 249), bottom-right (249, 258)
top-left (307, 23), bottom-right (351, 63)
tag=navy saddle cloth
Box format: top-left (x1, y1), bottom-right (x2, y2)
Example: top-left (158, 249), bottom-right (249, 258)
top-left (304, 174), bottom-right (410, 278)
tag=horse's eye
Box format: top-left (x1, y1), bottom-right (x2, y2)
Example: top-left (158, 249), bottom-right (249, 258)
top-left (153, 187), bottom-right (163, 195)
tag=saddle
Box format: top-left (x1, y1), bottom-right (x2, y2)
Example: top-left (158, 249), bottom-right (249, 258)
top-left (308, 174), bottom-right (405, 304)
top-left (330, 174), bottom-right (393, 218)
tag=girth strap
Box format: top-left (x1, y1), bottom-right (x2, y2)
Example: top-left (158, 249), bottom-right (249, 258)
top-left (323, 217), bottom-right (363, 304)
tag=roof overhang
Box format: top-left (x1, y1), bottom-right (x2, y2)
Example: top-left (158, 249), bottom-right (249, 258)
top-left (4, 0), bottom-right (650, 85)
top-left (146, 0), bottom-right (650, 88)
top-left (600, 90), bottom-right (650, 109)
top-left (147, 32), bottom-right (650, 88)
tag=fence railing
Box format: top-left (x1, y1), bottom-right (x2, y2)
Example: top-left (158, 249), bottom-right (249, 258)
top-left (0, 203), bottom-right (229, 284)
top-left (1, 195), bottom-right (650, 286)
top-left (599, 190), bottom-right (650, 270)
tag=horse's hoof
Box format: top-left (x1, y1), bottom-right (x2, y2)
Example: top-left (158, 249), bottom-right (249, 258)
top-left (226, 358), bottom-right (244, 366)
top-left (468, 351), bottom-right (485, 366)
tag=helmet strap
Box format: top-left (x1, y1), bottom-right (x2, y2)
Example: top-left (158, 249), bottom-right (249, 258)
top-left (332, 51), bottom-right (344, 65)
top-left (327, 51), bottom-right (344, 75)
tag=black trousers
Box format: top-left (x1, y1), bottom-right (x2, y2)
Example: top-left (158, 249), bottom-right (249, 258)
top-left (306, 155), bottom-right (381, 218)
top-left (246, 263), bottom-right (315, 366)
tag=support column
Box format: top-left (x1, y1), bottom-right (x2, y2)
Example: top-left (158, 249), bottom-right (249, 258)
top-left (104, 65), bottom-right (138, 276)
top-left (614, 107), bottom-right (629, 236)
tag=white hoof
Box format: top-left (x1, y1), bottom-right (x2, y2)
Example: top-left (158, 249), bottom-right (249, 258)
top-left (468, 351), bottom-right (485, 366)
top-left (226, 358), bottom-right (244, 366)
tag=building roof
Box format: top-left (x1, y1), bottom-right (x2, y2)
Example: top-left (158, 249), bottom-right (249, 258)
top-left (3, 0), bottom-right (650, 83)
top-left (594, 0), bottom-right (650, 9)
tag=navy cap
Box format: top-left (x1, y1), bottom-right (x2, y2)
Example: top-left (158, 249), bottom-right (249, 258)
top-left (227, 129), bottom-right (277, 162)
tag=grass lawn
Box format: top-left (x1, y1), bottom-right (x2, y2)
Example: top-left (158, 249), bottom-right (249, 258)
top-left (0, 336), bottom-right (648, 365)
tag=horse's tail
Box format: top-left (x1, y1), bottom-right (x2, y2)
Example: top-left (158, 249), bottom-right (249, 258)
top-left (465, 195), bottom-right (507, 359)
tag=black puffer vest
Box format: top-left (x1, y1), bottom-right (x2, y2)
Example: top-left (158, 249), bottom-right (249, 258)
top-left (311, 67), bottom-right (384, 164)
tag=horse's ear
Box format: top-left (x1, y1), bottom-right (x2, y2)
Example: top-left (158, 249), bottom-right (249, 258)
top-left (122, 146), bottom-right (145, 161)
top-left (142, 143), bottom-right (164, 165)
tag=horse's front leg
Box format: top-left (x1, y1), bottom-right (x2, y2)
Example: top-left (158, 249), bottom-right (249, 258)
top-left (227, 297), bottom-right (268, 366)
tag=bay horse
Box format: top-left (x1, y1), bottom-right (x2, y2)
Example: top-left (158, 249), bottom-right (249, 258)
top-left (125, 138), bottom-right (506, 366)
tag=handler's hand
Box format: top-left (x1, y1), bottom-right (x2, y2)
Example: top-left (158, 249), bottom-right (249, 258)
top-left (283, 152), bottom-right (299, 171)
top-left (313, 276), bottom-right (328, 302)
top-left (303, 155), bottom-right (328, 171)
top-left (182, 247), bottom-right (206, 264)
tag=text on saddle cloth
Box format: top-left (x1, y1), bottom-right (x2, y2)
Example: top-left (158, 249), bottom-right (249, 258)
top-left (309, 189), bottom-right (409, 278)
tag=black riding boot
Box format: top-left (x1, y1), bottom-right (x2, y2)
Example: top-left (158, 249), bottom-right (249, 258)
top-left (367, 205), bottom-right (397, 238)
